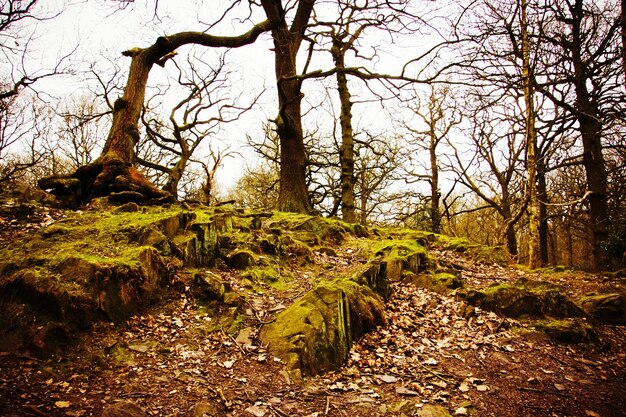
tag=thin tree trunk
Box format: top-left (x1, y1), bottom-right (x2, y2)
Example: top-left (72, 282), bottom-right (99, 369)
top-left (331, 37), bottom-right (356, 223)
top-left (522, 0), bottom-right (541, 268)
top-left (429, 118), bottom-right (441, 234)
top-left (538, 162), bottom-right (549, 265)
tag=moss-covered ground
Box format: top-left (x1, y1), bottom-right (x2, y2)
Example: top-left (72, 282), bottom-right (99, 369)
top-left (0, 196), bottom-right (624, 417)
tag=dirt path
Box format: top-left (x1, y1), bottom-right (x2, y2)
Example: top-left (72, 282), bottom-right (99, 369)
top-left (1, 247), bottom-right (625, 417)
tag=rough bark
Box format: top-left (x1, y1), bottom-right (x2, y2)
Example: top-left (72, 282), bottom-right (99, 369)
top-left (261, 0), bottom-right (314, 214)
top-left (39, 24), bottom-right (271, 207)
top-left (569, 0), bottom-right (610, 271)
top-left (522, 0), bottom-right (541, 268)
top-left (331, 36), bottom-right (357, 223)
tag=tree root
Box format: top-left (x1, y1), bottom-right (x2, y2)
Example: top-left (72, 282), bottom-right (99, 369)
top-left (38, 158), bottom-right (174, 208)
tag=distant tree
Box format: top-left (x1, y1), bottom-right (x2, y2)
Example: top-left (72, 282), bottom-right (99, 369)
top-left (136, 52), bottom-right (257, 199)
top-left (401, 85), bottom-right (461, 233)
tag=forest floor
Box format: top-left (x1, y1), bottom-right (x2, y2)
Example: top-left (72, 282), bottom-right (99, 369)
top-left (0, 204), bottom-right (625, 417)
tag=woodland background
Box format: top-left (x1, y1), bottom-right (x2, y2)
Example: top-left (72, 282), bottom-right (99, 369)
top-left (1, 0), bottom-right (625, 272)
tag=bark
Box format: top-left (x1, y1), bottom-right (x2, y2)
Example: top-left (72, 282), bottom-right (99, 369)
top-left (331, 36), bottom-right (357, 223)
top-left (428, 109), bottom-right (442, 234)
top-left (569, 0), bottom-right (611, 271)
top-left (522, 0), bottom-right (541, 268)
top-left (538, 162), bottom-right (549, 264)
top-left (262, 0), bottom-right (315, 214)
top-left (39, 23), bottom-right (271, 206)
top-left (622, 0), bottom-right (626, 80)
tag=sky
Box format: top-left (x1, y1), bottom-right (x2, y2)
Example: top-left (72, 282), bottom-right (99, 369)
top-left (9, 0), bottom-right (452, 195)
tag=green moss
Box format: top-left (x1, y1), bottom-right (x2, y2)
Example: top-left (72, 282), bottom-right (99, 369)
top-left (463, 279), bottom-right (584, 318)
top-left (531, 318), bottom-right (598, 345)
top-left (260, 266), bottom-right (387, 379)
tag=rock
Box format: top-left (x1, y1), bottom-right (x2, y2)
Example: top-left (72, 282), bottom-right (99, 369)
top-left (532, 318), bottom-right (598, 345)
top-left (461, 279), bottom-right (584, 318)
top-left (191, 402), bottom-right (218, 417)
top-left (114, 202), bottom-right (140, 213)
top-left (579, 293), bottom-right (626, 324)
top-left (228, 250), bottom-right (256, 269)
top-left (418, 404), bottom-right (453, 417)
top-left (194, 272), bottom-right (229, 301)
top-left (260, 263), bottom-right (388, 379)
top-left (101, 401), bottom-right (146, 417)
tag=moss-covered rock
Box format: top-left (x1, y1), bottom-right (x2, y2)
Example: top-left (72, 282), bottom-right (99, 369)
top-left (461, 279), bottom-right (584, 318)
top-left (531, 318), bottom-right (598, 345)
top-left (407, 272), bottom-right (463, 293)
top-left (260, 262), bottom-right (388, 380)
top-left (579, 293), bottom-right (626, 324)
top-left (417, 404), bottom-right (453, 417)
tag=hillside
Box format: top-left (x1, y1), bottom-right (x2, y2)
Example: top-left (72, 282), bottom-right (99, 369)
top-left (0, 197), bottom-right (624, 417)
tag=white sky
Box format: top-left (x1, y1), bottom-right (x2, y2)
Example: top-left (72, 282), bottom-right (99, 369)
top-left (9, 0), bottom-right (454, 194)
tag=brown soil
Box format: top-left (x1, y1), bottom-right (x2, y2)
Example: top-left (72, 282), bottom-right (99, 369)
top-left (0, 207), bottom-right (625, 417)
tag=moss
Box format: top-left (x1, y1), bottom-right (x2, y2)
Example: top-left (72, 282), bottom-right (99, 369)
top-left (260, 263), bottom-right (388, 379)
top-left (462, 279), bottom-right (584, 319)
top-left (579, 293), bottom-right (626, 324)
top-left (531, 318), bottom-right (598, 345)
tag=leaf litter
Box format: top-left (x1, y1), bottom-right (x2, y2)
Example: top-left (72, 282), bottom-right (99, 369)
top-left (0, 247), bottom-right (624, 416)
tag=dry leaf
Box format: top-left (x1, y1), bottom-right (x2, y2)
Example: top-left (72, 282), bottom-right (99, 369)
top-left (55, 401), bottom-right (71, 408)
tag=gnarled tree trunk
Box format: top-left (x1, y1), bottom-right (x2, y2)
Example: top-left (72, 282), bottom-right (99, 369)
top-left (39, 24), bottom-right (271, 207)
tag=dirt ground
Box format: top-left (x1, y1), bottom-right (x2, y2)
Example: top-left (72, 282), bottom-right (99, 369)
top-left (0, 202), bottom-right (624, 417)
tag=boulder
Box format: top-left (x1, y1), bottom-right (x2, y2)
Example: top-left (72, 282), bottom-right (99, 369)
top-left (461, 279), bottom-right (584, 319)
top-left (579, 293), bottom-right (626, 324)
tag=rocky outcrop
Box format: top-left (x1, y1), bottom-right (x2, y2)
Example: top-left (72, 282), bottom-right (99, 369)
top-left (579, 292), bottom-right (626, 324)
top-left (260, 258), bottom-right (392, 380)
top-left (460, 279), bottom-right (584, 319)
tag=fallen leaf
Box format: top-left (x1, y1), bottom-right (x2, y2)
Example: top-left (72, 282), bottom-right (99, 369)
top-left (129, 344), bottom-right (148, 353)
top-left (475, 385), bottom-right (489, 392)
top-left (55, 401), bottom-right (71, 408)
top-left (455, 407), bottom-right (468, 415)
top-left (245, 405), bottom-right (268, 416)
top-left (554, 383), bottom-right (566, 391)
top-left (396, 386), bottom-right (419, 396)
top-left (458, 383), bottom-right (470, 392)
top-left (584, 410), bottom-right (601, 417)
top-left (377, 374), bottom-right (398, 384)
top-left (223, 360), bottom-right (236, 369)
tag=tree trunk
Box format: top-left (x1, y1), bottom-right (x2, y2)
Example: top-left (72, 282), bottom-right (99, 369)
top-left (505, 218), bottom-right (518, 256)
top-left (262, 0), bottom-right (314, 214)
top-left (429, 118), bottom-right (441, 234)
top-left (331, 37), bottom-right (356, 223)
top-left (622, 0), bottom-right (626, 79)
top-left (538, 162), bottom-right (550, 265)
top-left (39, 25), bottom-right (271, 206)
top-left (522, 0), bottom-right (542, 269)
top-left (569, 0), bottom-right (611, 271)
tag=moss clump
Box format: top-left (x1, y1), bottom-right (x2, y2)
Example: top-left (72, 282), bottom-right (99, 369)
top-left (579, 293), bottom-right (625, 324)
top-left (532, 318), bottom-right (598, 345)
top-left (462, 279), bottom-right (584, 319)
top-left (260, 265), bottom-right (387, 379)
top-left (408, 272), bottom-right (463, 293)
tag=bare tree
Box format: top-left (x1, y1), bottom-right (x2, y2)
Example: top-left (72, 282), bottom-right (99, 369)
top-left (136, 51), bottom-right (257, 199)
top-left (39, 18), bottom-right (272, 206)
top-left (401, 85), bottom-right (461, 233)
